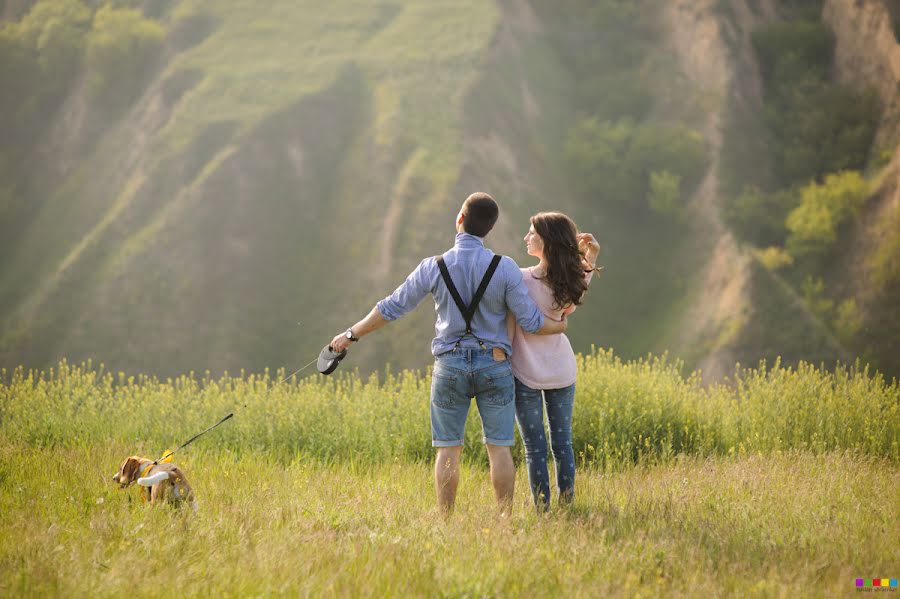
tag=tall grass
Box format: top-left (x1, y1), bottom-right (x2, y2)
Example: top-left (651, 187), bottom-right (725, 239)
top-left (1, 350), bottom-right (896, 466)
top-left (1, 354), bottom-right (897, 596)
top-left (0, 446), bottom-right (896, 597)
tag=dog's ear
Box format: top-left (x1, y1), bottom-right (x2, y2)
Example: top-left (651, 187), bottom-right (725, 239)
top-left (121, 457), bottom-right (142, 484)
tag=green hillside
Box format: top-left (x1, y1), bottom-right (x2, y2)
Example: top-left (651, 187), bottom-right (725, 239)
top-left (1, 0), bottom-right (898, 379)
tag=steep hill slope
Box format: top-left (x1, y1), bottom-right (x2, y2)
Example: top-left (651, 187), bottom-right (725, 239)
top-left (0, 0), bottom-right (896, 379)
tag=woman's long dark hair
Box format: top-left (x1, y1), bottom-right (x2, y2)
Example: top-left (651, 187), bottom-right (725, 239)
top-left (531, 212), bottom-right (588, 310)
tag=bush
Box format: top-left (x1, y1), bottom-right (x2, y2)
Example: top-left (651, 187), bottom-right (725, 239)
top-left (565, 117), bottom-right (707, 212)
top-left (0, 1), bottom-right (91, 148)
top-left (168, 2), bottom-right (218, 51)
top-left (85, 5), bottom-right (165, 111)
top-left (535, 0), bottom-right (653, 120)
top-left (785, 171), bottom-right (868, 256)
top-left (755, 246), bottom-right (794, 271)
top-left (833, 298), bottom-right (862, 344)
top-left (647, 170), bottom-right (682, 218)
top-left (800, 276), bottom-right (833, 320)
top-left (723, 185), bottom-right (798, 246)
top-left (752, 19), bottom-right (880, 188)
top-left (869, 206), bottom-right (900, 291)
top-left (752, 20), bottom-right (833, 88)
top-left (17, 0), bottom-right (91, 80)
top-left (564, 117), bottom-right (635, 204)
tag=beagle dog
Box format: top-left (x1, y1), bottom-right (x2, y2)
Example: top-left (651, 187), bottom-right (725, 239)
top-left (112, 455), bottom-right (197, 510)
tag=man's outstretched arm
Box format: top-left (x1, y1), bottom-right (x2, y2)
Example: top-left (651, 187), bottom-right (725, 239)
top-left (330, 258), bottom-right (432, 352)
top-left (331, 306), bottom-right (388, 352)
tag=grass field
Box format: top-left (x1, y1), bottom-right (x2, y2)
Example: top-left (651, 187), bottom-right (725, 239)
top-left (1, 447), bottom-right (896, 597)
top-left (1, 354), bottom-right (897, 596)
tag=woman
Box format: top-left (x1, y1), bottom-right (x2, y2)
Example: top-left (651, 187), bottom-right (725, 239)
top-left (507, 211), bottom-right (600, 510)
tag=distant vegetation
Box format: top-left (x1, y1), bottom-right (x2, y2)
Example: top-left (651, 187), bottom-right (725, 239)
top-left (785, 171), bottom-right (869, 258)
top-left (564, 118), bottom-right (706, 216)
top-left (0, 0), bottom-right (165, 239)
top-left (723, 16), bottom-right (879, 249)
top-left (752, 20), bottom-right (878, 187)
top-left (719, 7), bottom-right (888, 371)
top-left (537, 0), bottom-right (707, 217)
top-left (85, 5), bottom-right (164, 112)
top-left (0, 0), bottom-right (897, 379)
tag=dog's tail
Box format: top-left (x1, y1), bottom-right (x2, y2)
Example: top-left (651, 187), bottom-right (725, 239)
top-left (137, 471), bottom-right (170, 486)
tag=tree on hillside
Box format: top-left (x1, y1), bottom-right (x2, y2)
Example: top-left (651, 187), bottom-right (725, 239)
top-left (564, 117), bottom-right (706, 213)
top-left (785, 170), bottom-right (868, 257)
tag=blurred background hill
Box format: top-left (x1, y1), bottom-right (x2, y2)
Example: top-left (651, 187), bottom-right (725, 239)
top-left (0, 0), bottom-right (897, 380)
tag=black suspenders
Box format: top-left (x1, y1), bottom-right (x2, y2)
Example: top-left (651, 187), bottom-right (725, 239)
top-left (436, 254), bottom-right (502, 348)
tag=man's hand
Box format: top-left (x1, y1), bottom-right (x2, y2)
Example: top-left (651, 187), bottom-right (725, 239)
top-left (328, 307), bottom-right (390, 353)
top-left (330, 331), bottom-right (354, 353)
top-left (535, 313), bottom-right (567, 335)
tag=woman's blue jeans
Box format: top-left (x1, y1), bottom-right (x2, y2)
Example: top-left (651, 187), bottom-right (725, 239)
top-left (514, 377), bottom-right (576, 510)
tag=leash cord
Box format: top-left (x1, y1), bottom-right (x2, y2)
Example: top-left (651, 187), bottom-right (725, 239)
top-left (152, 355), bottom-right (321, 465)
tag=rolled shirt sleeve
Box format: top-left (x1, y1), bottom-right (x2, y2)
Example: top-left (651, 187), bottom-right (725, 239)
top-left (502, 258), bottom-right (544, 333)
top-left (376, 258), bottom-right (434, 321)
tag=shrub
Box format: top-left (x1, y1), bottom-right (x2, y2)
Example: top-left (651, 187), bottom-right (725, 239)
top-left (564, 117), bottom-right (635, 204)
top-left (723, 186), bottom-right (798, 246)
top-left (755, 246), bottom-right (794, 271)
top-left (17, 0), bottom-right (91, 79)
top-left (647, 170), bottom-right (683, 218)
top-left (869, 206), bottom-right (900, 291)
top-left (85, 5), bottom-right (165, 110)
top-left (800, 276), bottom-right (833, 320)
top-left (785, 171), bottom-right (868, 257)
top-left (833, 298), bottom-right (862, 344)
top-left (0, 1), bottom-right (91, 148)
top-left (168, 2), bottom-right (218, 51)
top-left (565, 118), bottom-right (707, 212)
top-left (752, 19), bottom-right (880, 188)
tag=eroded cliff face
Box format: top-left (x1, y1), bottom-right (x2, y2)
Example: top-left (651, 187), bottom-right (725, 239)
top-left (658, 0), bottom-right (859, 381)
top-left (823, 0), bottom-right (900, 376)
top-left (825, 0), bottom-right (900, 148)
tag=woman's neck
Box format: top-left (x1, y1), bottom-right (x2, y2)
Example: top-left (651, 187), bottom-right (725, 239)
top-left (532, 258), bottom-right (550, 277)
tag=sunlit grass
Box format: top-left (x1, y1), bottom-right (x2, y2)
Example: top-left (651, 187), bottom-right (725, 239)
top-left (0, 354), bottom-right (897, 595)
top-left (0, 444), bottom-right (895, 597)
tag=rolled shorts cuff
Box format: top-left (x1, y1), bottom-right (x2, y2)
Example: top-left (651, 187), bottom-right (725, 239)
top-left (483, 436), bottom-right (515, 447)
top-left (432, 439), bottom-right (464, 447)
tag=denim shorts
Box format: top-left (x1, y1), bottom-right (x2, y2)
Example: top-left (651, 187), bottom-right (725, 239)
top-left (430, 347), bottom-right (516, 447)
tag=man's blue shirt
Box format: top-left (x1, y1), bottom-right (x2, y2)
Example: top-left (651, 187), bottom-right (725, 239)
top-left (377, 233), bottom-right (545, 357)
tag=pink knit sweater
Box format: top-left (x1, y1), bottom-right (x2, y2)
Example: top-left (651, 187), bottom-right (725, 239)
top-left (509, 267), bottom-right (593, 390)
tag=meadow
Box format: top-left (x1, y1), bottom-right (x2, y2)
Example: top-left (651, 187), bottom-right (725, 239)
top-left (1, 351), bottom-right (898, 596)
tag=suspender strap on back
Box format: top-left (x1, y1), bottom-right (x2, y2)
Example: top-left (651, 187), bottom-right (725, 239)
top-left (436, 254), bottom-right (502, 345)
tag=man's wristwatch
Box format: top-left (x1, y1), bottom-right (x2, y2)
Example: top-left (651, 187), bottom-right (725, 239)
top-left (345, 328), bottom-right (360, 342)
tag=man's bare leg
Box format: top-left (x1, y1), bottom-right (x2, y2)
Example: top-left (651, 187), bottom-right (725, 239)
top-left (486, 444), bottom-right (515, 515)
top-left (435, 446), bottom-right (462, 516)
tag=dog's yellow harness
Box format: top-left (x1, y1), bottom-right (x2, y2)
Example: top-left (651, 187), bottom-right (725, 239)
top-left (139, 451), bottom-right (174, 503)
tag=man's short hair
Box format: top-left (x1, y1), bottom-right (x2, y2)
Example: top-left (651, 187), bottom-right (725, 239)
top-left (461, 192), bottom-right (499, 237)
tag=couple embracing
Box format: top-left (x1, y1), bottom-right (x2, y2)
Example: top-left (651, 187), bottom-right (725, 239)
top-left (330, 192), bottom-right (600, 515)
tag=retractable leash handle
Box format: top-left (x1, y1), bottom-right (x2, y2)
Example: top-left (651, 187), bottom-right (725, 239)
top-left (316, 344), bottom-right (347, 375)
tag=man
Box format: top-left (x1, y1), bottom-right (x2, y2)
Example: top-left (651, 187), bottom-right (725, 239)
top-left (330, 192), bottom-right (566, 515)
